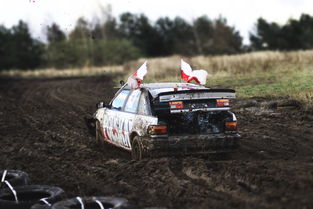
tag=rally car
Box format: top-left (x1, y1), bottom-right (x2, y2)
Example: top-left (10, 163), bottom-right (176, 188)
top-left (94, 82), bottom-right (240, 160)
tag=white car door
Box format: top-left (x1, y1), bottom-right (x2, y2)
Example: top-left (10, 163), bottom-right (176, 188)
top-left (118, 89), bottom-right (142, 148)
top-left (97, 89), bottom-right (157, 150)
top-left (103, 89), bottom-right (130, 148)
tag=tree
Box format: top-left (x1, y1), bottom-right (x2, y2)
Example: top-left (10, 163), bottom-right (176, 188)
top-left (69, 18), bottom-right (91, 40)
top-left (0, 25), bottom-right (12, 69)
top-left (193, 16), bottom-right (214, 54)
top-left (283, 14), bottom-right (313, 50)
top-left (9, 21), bottom-right (44, 69)
top-left (211, 17), bottom-right (242, 54)
top-left (250, 14), bottom-right (313, 51)
top-left (155, 17), bottom-right (176, 55)
top-left (91, 18), bottom-right (119, 40)
top-left (118, 13), bottom-right (163, 56)
top-left (155, 17), bottom-right (197, 56)
top-left (250, 18), bottom-right (282, 50)
top-left (46, 23), bottom-right (66, 43)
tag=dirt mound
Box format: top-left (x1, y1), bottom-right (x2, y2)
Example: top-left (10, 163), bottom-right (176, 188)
top-left (0, 77), bottom-right (313, 209)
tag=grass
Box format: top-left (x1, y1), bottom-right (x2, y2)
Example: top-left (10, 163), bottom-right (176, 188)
top-left (230, 70), bottom-right (313, 106)
top-left (216, 66), bottom-right (313, 107)
top-left (124, 51), bottom-right (313, 106)
top-left (1, 50), bottom-right (312, 106)
top-left (0, 65), bottom-right (123, 78)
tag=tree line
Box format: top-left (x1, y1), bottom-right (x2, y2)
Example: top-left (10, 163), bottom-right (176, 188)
top-left (1, 13), bottom-right (313, 70)
top-left (250, 14), bottom-right (313, 50)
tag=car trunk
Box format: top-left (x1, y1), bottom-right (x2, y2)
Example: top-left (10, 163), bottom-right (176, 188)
top-left (160, 110), bottom-right (232, 135)
top-left (152, 88), bottom-right (236, 136)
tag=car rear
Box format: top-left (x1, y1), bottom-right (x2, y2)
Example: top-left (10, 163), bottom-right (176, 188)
top-left (142, 86), bottom-right (240, 156)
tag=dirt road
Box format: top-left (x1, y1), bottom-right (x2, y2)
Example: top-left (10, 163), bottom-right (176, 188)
top-left (0, 76), bottom-right (313, 209)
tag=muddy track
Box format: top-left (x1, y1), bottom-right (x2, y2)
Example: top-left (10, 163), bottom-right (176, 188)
top-left (0, 76), bottom-right (313, 209)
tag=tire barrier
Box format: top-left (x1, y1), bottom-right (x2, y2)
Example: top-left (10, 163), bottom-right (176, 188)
top-left (51, 196), bottom-right (130, 209)
top-left (0, 170), bottom-right (164, 209)
top-left (31, 204), bottom-right (52, 209)
top-left (142, 208), bottom-right (167, 209)
top-left (0, 185), bottom-right (65, 209)
top-left (0, 170), bottom-right (30, 188)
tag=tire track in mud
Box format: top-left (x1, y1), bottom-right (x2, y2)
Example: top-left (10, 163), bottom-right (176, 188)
top-left (1, 77), bottom-right (313, 209)
top-left (17, 78), bottom-right (106, 142)
top-left (167, 157), bottom-right (266, 208)
top-left (18, 82), bottom-right (73, 140)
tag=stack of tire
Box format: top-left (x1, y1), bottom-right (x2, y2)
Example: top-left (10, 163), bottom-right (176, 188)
top-left (0, 170), bottom-right (65, 209)
top-left (0, 170), bottom-right (166, 209)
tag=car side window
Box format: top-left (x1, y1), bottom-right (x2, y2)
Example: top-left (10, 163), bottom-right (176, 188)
top-left (111, 90), bottom-right (130, 110)
top-left (124, 90), bottom-right (141, 113)
top-left (138, 92), bottom-right (150, 115)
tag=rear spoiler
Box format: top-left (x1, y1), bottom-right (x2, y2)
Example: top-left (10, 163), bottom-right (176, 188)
top-left (157, 89), bottom-right (236, 102)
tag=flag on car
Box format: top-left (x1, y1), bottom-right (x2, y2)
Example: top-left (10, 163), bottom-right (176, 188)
top-left (127, 61), bottom-right (148, 89)
top-left (181, 59), bottom-right (208, 85)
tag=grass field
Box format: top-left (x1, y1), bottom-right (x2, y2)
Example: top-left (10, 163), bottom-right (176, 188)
top-left (125, 51), bottom-right (313, 106)
top-left (0, 65), bottom-right (123, 78)
top-left (1, 50), bottom-right (313, 106)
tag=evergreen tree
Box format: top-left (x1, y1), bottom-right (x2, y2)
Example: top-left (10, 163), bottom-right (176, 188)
top-left (46, 23), bottom-right (66, 43)
top-left (0, 25), bottom-right (12, 69)
top-left (250, 14), bottom-right (313, 50)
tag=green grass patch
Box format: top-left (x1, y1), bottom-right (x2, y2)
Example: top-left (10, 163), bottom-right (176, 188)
top-left (205, 68), bottom-right (313, 106)
top-left (236, 72), bottom-right (313, 97)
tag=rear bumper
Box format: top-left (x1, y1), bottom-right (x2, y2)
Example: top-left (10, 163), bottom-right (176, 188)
top-left (142, 133), bottom-right (241, 156)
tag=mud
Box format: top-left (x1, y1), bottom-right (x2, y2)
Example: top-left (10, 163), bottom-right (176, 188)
top-left (0, 76), bottom-right (313, 209)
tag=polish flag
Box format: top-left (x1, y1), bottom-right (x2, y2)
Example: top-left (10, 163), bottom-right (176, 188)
top-left (181, 59), bottom-right (208, 85)
top-left (127, 61), bottom-right (148, 89)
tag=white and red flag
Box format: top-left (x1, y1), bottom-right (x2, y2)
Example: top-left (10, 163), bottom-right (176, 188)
top-left (127, 61), bottom-right (148, 89)
top-left (181, 59), bottom-right (208, 85)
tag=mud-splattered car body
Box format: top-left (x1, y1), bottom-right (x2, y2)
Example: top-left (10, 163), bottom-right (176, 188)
top-left (94, 83), bottom-right (240, 159)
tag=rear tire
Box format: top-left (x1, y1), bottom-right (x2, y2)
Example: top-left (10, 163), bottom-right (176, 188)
top-left (131, 136), bottom-right (144, 161)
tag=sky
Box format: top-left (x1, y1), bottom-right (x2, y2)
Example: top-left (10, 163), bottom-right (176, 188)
top-left (0, 0), bottom-right (312, 44)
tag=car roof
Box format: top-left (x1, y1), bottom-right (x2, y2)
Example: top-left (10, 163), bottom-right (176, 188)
top-left (125, 82), bottom-right (208, 98)
top-left (142, 82), bottom-right (206, 89)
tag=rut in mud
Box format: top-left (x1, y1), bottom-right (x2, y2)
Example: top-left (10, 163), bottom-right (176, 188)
top-left (0, 76), bottom-right (313, 209)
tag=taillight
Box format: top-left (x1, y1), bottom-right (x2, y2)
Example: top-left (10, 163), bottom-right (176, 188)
top-left (225, 122), bottom-right (237, 131)
top-left (148, 125), bottom-right (167, 135)
top-left (216, 99), bottom-right (230, 107)
top-left (169, 101), bottom-right (184, 109)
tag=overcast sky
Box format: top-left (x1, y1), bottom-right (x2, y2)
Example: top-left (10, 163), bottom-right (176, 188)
top-left (1, 0), bottom-right (312, 44)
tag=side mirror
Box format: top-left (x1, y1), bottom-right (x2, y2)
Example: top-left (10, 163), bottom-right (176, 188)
top-left (96, 102), bottom-right (105, 109)
top-left (120, 80), bottom-right (125, 86)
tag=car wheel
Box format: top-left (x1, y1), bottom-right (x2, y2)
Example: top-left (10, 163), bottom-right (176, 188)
top-left (95, 120), bottom-right (101, 144)
top-left (131, 136), bottom-right (144, 161)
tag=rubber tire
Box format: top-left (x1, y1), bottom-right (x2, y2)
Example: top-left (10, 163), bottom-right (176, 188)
top-left (142, 208), bottom-right (167, 209)
top-left (0, 185), bottom-right (65, 209)
top-left (31, 204), bottom-right (52, 209)
top-left (0, 170), bottom-right (30, 188)
top-left (131, 136), bottom-right (145, 161)
top-left (52, 196), bottom-right (130, 209)
top-left (95, 120), bottom-right (101, 144)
